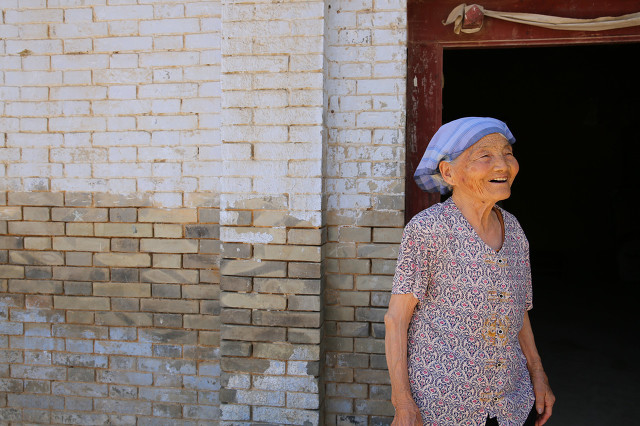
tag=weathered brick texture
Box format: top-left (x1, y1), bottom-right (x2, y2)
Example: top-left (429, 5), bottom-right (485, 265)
top-left (1, 0), bottom-right (408, 423)
top-left (218, 0), bottom-right (327, 421)
top-left (323, 0), bottom-right (406, 424)
top-left (0, 193), bottom-right (220, 424)
top-left (0, 0), bottom-right (221, 198)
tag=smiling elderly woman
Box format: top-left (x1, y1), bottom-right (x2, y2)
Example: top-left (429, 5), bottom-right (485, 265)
top-left (385, 117), bottom-right (555, 426)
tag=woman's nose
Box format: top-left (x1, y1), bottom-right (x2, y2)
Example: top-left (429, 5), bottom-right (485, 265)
top-left (493, 155), bottom-right (509, 170)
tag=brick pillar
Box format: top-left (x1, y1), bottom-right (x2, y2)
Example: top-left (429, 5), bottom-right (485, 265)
top-left (322, 0), bottom-right (407, 423)
top-left (218, 0), bottom-right (326, 423)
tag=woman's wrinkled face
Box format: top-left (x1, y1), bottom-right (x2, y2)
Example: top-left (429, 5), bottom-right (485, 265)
top-left (442, 133), bottom-right (519, 203)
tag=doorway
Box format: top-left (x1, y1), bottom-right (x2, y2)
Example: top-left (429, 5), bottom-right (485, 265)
top-left (443, 43), bottom-right (640, 424)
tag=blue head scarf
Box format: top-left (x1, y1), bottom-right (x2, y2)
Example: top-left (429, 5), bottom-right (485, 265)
top-left (413, 117), bottom-right (516, 194)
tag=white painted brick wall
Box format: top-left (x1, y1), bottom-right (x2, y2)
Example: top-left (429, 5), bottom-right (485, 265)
top-left (219, 0), bottom-right (327, 228)
top-left (0, 0), bottom-right (222, 204)
top-left (325, 0), bottom-right (407, 212)
top-left (1, 0), bottom-right (408, 215)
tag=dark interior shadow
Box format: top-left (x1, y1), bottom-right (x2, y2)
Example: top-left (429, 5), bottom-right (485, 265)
top-left (443, 43), bottom-right (640, 425)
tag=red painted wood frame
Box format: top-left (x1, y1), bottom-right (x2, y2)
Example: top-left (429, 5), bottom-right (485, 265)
top-left (406, 0), bottom-right (640, 222)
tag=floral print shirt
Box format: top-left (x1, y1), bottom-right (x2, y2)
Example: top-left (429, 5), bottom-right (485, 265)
top-left (392, 198), bottom-right (534, 425)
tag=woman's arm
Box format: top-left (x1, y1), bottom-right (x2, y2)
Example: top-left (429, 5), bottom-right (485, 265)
top-left (518, 311), bottom-right (555, 426)
top-left (385, 293), bottom-right (422, 426)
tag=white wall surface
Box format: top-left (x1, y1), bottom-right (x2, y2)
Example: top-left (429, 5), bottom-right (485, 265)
top-left (1, 0), bottom-right (222, 207)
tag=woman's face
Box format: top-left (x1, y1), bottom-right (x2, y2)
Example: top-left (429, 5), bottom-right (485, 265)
top-left (443, 133), bottom-right (519, 203)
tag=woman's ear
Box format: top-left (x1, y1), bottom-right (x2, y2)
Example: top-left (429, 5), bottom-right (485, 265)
top-left (439, 160), bottom-right (455, 186)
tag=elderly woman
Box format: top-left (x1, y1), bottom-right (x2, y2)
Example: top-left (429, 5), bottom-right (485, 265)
top-left (385, 117), bottom-right (555, 426)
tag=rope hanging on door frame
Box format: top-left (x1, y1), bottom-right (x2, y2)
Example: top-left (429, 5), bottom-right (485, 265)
top-left (444, 3), bottom-right (640, 34)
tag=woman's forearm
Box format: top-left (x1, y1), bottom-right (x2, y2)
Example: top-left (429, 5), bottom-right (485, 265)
top-left (518, 311), bottom-right (543, 371)
top-left (518, 310), bottom-right (555, 423)
top-left (385, 294), bottom-right (419, 405)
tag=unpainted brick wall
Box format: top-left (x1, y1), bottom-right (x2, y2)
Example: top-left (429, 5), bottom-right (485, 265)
top-left (219, 199), bottom-right (324, 424)
top-left (0, 191), bottom-right (220, 424)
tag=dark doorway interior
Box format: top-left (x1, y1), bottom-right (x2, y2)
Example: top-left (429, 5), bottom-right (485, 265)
top-left (443, 43), bottom-right (640, 425)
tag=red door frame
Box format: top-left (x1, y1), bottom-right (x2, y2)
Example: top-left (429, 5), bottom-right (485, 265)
top-left (406, 0), bottom-right (640, 222)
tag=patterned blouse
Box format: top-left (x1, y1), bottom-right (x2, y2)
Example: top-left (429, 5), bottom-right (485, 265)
top-left (392, 197), bottom-right (535, 425)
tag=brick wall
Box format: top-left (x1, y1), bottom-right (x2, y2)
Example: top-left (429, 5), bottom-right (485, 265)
top-left (218, 0), bottom-right (326, 423)
top-left (1, 0), bottom-right (409, 424)
top-left (1, 0), bottom-right (224, 423)
top-left (0, 0), bottom-right (221, 198)
top-left (0, 191), bottom-right (220, 423)
top-left (323, 0), bottom-right (406, 424)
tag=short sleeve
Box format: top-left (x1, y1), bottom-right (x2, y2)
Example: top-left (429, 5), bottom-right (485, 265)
top-left (524, 250), bottom-right (533, 311)
top-left (392, 219), bottom-right (429, 301)
top-left (523, 240), bottom-right (533, 311)
top-left (509, 212), bottom-right (533, 311)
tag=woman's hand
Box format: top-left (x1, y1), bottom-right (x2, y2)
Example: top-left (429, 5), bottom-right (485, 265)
top-left (518, 311), bottom-right (555, 426)
top-left (391, 398), bottom-right (422, 426)
top-left (530, 367), bottom-right (555, 426)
